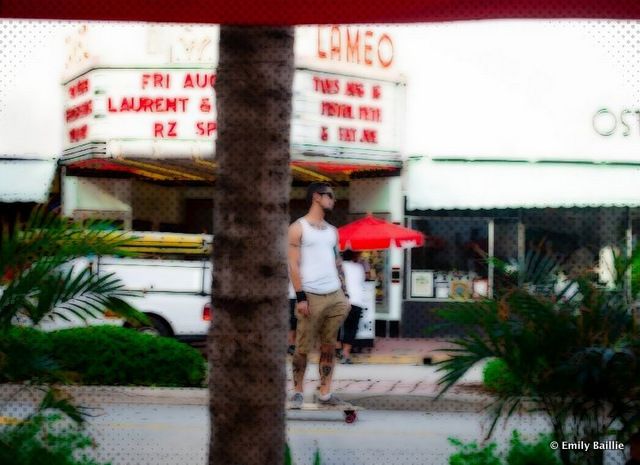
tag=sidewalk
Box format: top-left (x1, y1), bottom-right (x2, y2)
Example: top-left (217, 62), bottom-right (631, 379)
top-left (0, 355), bottom-right (493, 414)
top-left (310, 337), bottom-right (459, 365)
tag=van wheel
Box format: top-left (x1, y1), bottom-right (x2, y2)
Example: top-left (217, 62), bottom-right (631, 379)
top-left (138, 315), bottom-right (171, 337)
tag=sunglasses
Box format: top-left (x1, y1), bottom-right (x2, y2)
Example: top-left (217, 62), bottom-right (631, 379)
top-left (318, 191), bottom-right (335, 199)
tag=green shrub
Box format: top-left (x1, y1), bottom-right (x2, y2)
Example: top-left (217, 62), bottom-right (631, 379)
top-left (284, 445), bottom-right (322, 465)
top-left (48, 326), bottom-right (206, 387)
top-left (506, 431), bottom-right (561, 465)
top-left (1, 326), bottom-right (205, 387)
top-left (285, 444), bottom-right (293, 465)
top-left (448, 432), bottom-right (561, 465)
top-left (448, 438), bottom-right (502, 465)
top-left (0, 412), bottom-right (110, 465)
top-left (0, 327), bottom-right (55, 383)
top-left (482, 358), bottom-right (520, 395)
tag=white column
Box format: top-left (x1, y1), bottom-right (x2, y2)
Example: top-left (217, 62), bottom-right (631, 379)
top-left (388, 177), bottom-right (403, 322)
top-left (61, 169), bottom-right (78, 218)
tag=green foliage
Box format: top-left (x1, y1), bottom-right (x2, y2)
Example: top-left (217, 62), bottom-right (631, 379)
top-left (0, 206), bottom-right (146, 330)
top-left (448, 438), bottom-right (502, 465)
top-left (283, 444), bottom-right (322, 465)
top-left (0, 326), bottom-right (206, 387)
top-left (436, 245), bottom-right (640, 465)
top-left (285, 444), bottom-right (293, 465)
top-left (0, 412), bottom-right (108, 465)
top-left (0, 389), bottom-right (109, 465)
top-left (0, 327), bottom-right (56, 383)
top-left (448, 432), bottom-right (561, 465)
top-left (0, 208), bottom-right (144, 465)
top-left (505, 431), bottom-right (561, 465)
top-left (482, 359), bottom-right (520, 395)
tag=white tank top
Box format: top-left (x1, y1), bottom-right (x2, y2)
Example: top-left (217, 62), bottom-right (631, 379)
top-left (298, 218), bottom-right (341, 294)
top-left (342, 261), bottom-right (366, 308)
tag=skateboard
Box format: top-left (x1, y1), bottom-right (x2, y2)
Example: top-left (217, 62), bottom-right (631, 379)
top-left (286, 402), bottom-right (362, 424)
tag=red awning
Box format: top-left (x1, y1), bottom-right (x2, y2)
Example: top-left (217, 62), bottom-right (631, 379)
top-left (2, 1), bottom-right (639, 25)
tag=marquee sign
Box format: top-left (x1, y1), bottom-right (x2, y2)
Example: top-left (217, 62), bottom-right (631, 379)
top-left (291, 69), bottom-right (403, 155)
top-left (64, 69), bottom-right (217, 157)
top-left (64, 66), bottom-right (403, 159)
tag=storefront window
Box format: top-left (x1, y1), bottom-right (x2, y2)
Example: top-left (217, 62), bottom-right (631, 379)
top-left (408, 217), bottom-right (490, 300)
top-left (522, 208), bottom-right (627, 279)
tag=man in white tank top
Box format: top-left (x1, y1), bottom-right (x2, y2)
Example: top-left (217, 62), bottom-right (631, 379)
top-left (288, 182), bottom-right (350, 408)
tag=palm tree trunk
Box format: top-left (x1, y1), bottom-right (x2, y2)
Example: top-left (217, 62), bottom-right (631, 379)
top-left (209, 26), bottom-right (294, 465)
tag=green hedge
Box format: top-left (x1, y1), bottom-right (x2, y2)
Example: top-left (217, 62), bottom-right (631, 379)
top-left (482, 358), bottom-right (520, 395)
top-left (1, 326), bottom-right (205, 387)
top-left (449, 431), bottom-right (561, 465)
top-left (0, 327), bottom-right (54, 383)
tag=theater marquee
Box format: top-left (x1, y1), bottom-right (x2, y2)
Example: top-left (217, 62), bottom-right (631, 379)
top-left (63, 24), bottom-right (404, 161)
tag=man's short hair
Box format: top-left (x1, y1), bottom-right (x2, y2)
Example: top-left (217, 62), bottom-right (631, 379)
top-left (306, 182), bottom-right (333, 206)
top-left (342, 249), bottom-right (357, 262)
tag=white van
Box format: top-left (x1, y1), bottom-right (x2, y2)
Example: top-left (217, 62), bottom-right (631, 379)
top-left (34, 232), bottom-right (213, 343)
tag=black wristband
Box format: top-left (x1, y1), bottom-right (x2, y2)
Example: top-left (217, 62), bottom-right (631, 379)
top-left (296, 291), bottom-right (307, 302)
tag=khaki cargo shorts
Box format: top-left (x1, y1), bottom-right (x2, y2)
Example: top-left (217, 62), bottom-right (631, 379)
top-left (296, 289), bottom-right (350, 354)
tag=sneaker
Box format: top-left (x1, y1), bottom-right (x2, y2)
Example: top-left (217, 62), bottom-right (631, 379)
top-left (317, 393), bottom-right (351, 407)
top-left (335, 348), bottom-right (343, 360)
top-left (340, 357), bottom-right (353, 365)
top-left (287, 345), bottom-right (296, 355)
top-left (290, 392), bottom-right (304, 409)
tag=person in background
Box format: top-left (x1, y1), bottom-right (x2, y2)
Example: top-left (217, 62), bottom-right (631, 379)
top-left (357, 253), bottom-right (373, 281)
top-left (287, 279), bottom-right (297, 355)
top-left (339, 249), bottom-right (365, 364)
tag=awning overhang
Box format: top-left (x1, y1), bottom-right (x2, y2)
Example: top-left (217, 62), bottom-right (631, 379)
top-left (291, 156), bottom-right (401, 183)
top-left (0, 157), bottom-right (56, 203)
top-left (65, 157), bottom-right (217, 184)
top-left (406, 157), bottom-right (640, 211)
top-left (63, 153), bottom-right (401, 185)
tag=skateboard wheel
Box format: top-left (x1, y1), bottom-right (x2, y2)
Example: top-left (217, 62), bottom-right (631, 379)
top-left (345, 412), bottom-right (357, 424)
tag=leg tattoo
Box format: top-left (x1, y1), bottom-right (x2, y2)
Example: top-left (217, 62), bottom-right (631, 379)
top-left (292, 353), bottom-right (307, 391)
top-left (320, 365), bottom-right (332, 386)
top-left (319, 345), bottom-right (335, 388)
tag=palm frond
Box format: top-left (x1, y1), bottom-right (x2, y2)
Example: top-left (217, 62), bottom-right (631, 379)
top-left (1, 208), bottom-right (143, 329)
top-left (0, 207), bottom-right (136, 277)
top-left (24, 270), bottom-right (145, 326)
top-left (39, 387), bottom-right (87, 424)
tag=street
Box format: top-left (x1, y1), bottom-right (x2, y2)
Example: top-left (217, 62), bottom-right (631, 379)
top-left (0, 363), bottom-right (632, 465)
top-left (4, 402), bottom-right (557, 465)
top-left (81, 404), bottom-right (632, 465)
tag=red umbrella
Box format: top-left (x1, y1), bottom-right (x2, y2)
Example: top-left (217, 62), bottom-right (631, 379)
top-left (338, 215), bottom-right (425, 251)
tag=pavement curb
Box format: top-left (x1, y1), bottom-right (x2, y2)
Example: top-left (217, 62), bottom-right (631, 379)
top-left (341, 392), bottom-right (493, 413)
top-left (306, 352), bottom-right (452, 366)
top-left (0, 383), bottom-right (493, 412)
top-left (0, 384), bottom-right (207, 407)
